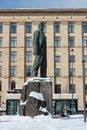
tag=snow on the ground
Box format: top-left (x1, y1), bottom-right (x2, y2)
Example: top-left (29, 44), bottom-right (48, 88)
top-left (0, 114), bottom-right (87, 130)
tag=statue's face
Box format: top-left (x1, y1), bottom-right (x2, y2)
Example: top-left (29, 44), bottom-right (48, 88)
top-left (39, 23), bottom-right (44, 31)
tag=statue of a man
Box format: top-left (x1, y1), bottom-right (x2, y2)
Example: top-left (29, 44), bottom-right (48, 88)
top-left (31, 22), bottom-right (47, 77)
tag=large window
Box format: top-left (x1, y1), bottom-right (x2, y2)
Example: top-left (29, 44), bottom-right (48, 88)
top-left (0, 96), bottom-right (1, 107)
top-left (10, 23), bottom-right (17, 33)
top-left (0, 52), bottom-right (2, 62)
top-left (82, 36), bottom-right (87, 47)
top-left (54, 37), bottom-right (61, 47)
top-left (54, 22), bottom-right (60, 33)
top-left (10, 66), bottom-right (16, 76)
top-left (25, 37), bottom-right (32, 47)
top-left (69, 84), bottom-right (76, 94)
top-left (26, 51), bottom-right (32, 62)
top-left (6, 100), bottom-right (20, 115)
top-left (0, 66), bottom-right (2, 77)
top-left (83, 55), bottom-right (87, 62)
top-left (68, 22), bottom-right (74, 33)
top-left (84, 68), bottom-right (87, 76)
top-left (43, 22), bottom-right (46, 33)
top-left (69, 37), bottom-right (75, 47)
top-left (0, 81), bottom-right (2, 91)
top-left (54, 68), bottom-right (61, 76)
top-left (69, 68), bottom-right (76, 76)
top-left (10, 37), bottom-right (17, 48)
top-left (11, 81), bottom-right (16, 90)
top-left (69, 55), bottom-right (75, 62)
top-left (0, 23), bottom-right (3, 33)
top-left (54, 56), bottom-right (61, 62)
top-left (85, 84), bottom-right (87, 95)
top-left (25, 23), bottom-right (32, 33)
top-left (55, 84), bottom-right (61, 93)
top-left (26, 66), bottom-right (32, 76)
top-left (10, 51), bottom-right (17, 62)
top-left (82, 22), bottom-right (87, 33)
top-left (0, 37), bottom-right (2, 48)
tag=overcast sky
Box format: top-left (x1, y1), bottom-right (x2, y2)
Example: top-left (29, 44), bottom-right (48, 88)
top-left (0, 0), bottom-right (87, 9)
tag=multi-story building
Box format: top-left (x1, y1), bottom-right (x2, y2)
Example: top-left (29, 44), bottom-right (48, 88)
top-left (0, 9), bottom-right (87, 115)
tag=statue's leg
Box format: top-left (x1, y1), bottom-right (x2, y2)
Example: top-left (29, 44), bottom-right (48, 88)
top-left (40, 55), bottom-right (47, 77)
top-left (31, 55), bottom-right (43, 77)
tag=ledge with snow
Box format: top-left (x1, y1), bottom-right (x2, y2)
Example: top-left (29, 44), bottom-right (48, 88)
top-left (19, 77), bottom-right (52, 117)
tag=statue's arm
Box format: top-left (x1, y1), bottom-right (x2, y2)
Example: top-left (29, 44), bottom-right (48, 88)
top-left (33, 31), bottom-right (40, 55)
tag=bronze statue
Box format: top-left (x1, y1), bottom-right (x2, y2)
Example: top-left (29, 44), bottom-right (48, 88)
top-left (31, 22), bottom-right (47, 77)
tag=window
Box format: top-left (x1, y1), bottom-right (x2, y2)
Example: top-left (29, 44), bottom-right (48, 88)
top-left (54, 22), bottom-right (60, 33)
top-left (69, 68), bottom-right (76, 76)
top-left (54, 56), bottom-right (61, 62)
top-left (10, 51), bottom-right (17, 62)
top-left (26, 66), bottom-right (32, 76)
top-left (0, 96), bottom-right (1, 107)
top-left (54, 68), bottom-right (61, 76)
top-left (84, 68), bottom-right (87, 76)
top-left (0, 66), bottom-right (2, 76)
top-left (25, 23), bottom-right (32, 33)
top-left (10, 23), bottom-right (17, 33)
top-left (0, 52), bottom-right (2, 62)
top-left (69, 37), bottom-right (75, 47)
top-left (69, 55), bottom-right (75, 62)
top-left (10, 66), bottom-right (16, 76)
top-left (6, 100), bottom-right (20, 115)
top-left (26, 51), bottom-right (32, 62)
top-left (83, 55), bottom-right (87, 62)
top-left (55, 84), bottom-right (61, 93)
top-left (0, 37), bottom-right (2, 48)
top-left (69, 84), bottom-right (76, 94)
top-left (85, 84), bottom-right (87, 95)
top-left (0, 81), bottom-right (2, 91)
top-left (54, 37), bottom-right (61, 47)
top-left (82, 22), bottom-right (87, 33)
top-left (25, 37), bottom-right (32, 47)
top-left (10, 37), bottom-right (17, 48)
top-left (68, 22), bottom-right (74, 33)
top-left (0, 23), bottom-right (3, 33)
top-left (43, 22), bottom-right (46, 33)
top-left (11, 81), bottom-right (16, 90)
top-left (82, 37), bottom-right (87, 47)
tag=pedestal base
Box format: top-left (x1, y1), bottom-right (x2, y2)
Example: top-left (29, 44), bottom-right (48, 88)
top-left (19, 77), bottom-right (52, 117)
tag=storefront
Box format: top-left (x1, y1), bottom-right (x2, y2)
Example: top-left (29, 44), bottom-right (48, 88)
top-left (6, 99), bottom-right (20, 115)
top-left (52, 99), bottom-right (78, 115)
top-left (6, 92), bottom-right (21, 115)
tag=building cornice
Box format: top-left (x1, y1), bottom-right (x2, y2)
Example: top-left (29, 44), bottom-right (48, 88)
top-left (0, 8), bottom-right (87, 14)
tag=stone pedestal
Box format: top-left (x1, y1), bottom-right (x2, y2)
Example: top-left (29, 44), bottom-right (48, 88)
top-left (19, 77), bottom-right (52, 117)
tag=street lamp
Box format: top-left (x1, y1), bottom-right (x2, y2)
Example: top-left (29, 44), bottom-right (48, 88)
top-left (71, 49), bottom-right (74, 115)
top-left (82, 43), bottom-right (86, 122)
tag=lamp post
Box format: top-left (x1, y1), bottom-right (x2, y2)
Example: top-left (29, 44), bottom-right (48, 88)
top-left (71, 49), bottom-right (74, 115)
top-left (82, 44), bottom-right (86, 122)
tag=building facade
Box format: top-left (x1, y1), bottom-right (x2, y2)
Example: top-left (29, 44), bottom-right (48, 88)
top-left (0, 9), bottom-right (87, 115)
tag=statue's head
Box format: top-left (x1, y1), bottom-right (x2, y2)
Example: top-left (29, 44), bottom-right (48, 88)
top-left (38, 22), bottom-right (44, 31)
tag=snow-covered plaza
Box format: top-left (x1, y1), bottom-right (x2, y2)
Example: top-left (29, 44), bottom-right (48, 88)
top-left (0, 114), bottom-right (87, 130)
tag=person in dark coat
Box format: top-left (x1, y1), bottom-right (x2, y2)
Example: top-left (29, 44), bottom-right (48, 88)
top-left (31, 22), bottom-right (47, 77)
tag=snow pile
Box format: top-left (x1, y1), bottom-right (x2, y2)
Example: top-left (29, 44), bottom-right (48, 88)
top-left (20, 100), bottom-right (27, 105)
top-left (29, 91), bottom-right (45, 101)
top-left (20, 91), bottom-right (45, 106)
top-left (0, 115), bottom-right (87, 130)
top-left (39, 106), bottom-right (48, 113)
top-left (24, 77), bottom-right (52, 85)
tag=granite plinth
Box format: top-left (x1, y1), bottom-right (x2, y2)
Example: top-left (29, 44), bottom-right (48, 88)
top-left (19, 77), bottom-right (52, 117)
